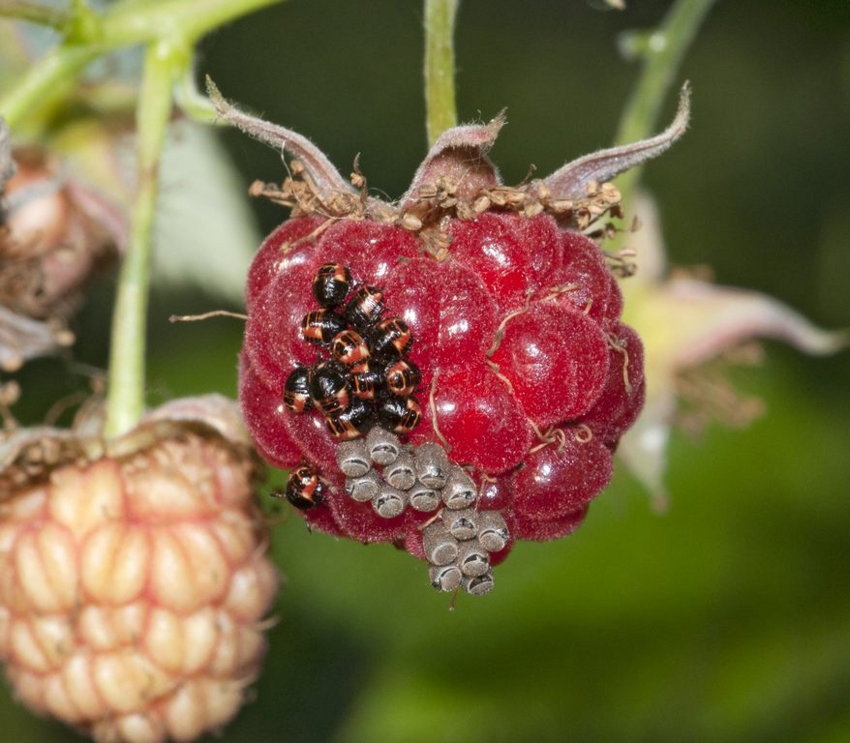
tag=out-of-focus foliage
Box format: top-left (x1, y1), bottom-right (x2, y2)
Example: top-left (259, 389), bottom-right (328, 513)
top-left (1, 1), bottom-right (848, 742)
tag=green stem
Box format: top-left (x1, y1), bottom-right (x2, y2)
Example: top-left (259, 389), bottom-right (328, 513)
top-left (614, 0), bottom-right (716, 203)
top-left (173, 57), bottom-right (222, 124)
top-left (0, 0), bottom-right (281, 129)
top-left (0, 44), bottom-right (101, 129)
top-left (0, 0), bottom-right (70, 29)
top-left (104, 43), bottom-right (175, 438)
top-left (424, 0), bottom-right (459, 146)
top-left (103, 0), bottom-right (280, 49)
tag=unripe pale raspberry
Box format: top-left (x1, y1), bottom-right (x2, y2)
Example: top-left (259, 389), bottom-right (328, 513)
top-left (0, 396), bottom-right (279, 743)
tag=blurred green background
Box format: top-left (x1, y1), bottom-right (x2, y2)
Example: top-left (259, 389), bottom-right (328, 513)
top-left (2, 0), bottom-right (850, 741)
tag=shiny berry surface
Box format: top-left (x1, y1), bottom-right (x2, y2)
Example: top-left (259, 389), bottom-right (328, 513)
top-left (240, 210), bottom-right (644, 563)
top-left (489, 303), bottom-right (610, 426)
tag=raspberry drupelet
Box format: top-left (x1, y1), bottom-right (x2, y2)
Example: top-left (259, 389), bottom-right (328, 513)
top-left (213, 81), bottom-right (690, 595)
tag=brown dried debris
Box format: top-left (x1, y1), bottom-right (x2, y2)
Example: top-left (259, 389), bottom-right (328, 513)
top-left (214, 79), bottom-right (690, 264)
top-left (0, 134), bottom-right (123, 371)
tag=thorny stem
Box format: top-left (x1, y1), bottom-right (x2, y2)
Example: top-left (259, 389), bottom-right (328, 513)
top-left (613, 0), bottom-right (716, 203)
top-left (104, 43), bottom-right (174, 438)
top-left (424, 0), bottom-right (459, 146)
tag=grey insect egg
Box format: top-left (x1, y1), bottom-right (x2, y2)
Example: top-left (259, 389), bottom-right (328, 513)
top-left (442, 508), bottom-right (478, 541)
top-left (345, 470), bottom-right (382, 502)
top-left (477, 511), bottom-right (510, 552)
top-left (408, 483), bottom-right (440, 512)
top-left (457, 540), bottom-right (490, 577)
top-left (337, 439), bottom-right (371, 477)
top-left (422, 522), bottom-right (459, 566)
top-left (414, 442), bottom-right (449, 489)
top-left (429, 564), bottom-right (462, 592)
top-left (373, 485), bottom-right (408, 519)
top-left (441, 466), bottom-right (477, 510)
top-left (384, 450), bottom-right (416, 490)
top-left (463, 570), bottom-right (495, 596)
top-left (366, 426), bottom-right (401, 465)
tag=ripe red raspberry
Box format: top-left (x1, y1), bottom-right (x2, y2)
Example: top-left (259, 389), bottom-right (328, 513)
top-left (212, 81), bottom-right (690, 594)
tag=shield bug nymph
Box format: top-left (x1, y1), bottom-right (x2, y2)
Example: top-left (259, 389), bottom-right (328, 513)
top-left (325, 398), bottom-right (374, 440)
top-left (370, 316), bottom-right (413, 358)
top-left (278, 464), bottom-right (325, 510)
top-left (345, 285), bottom-right (385, 328)
top-left (383, 358), bottom-right (421, 397)
top-left (313, 262), bottom-right (352, 308)
top-left (377, 395), bottom-right (421, 434)
top-left (283, 365), bottom-right (313, 413)
top-left (301, 308), bottom-right (347, 345)
top-left (331, 328), bottom-right (371, 367)
top-left (309, 360), bottom-right (351, 415)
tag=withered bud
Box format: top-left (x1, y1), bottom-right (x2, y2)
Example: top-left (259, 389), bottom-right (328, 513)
top-left (0, 135), bottom-right (125, 371)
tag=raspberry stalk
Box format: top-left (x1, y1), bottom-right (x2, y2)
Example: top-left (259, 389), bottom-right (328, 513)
top-left (424, 0), bottom-right (460, 145)
top-left (104, 43), bottom-right (175, 439)
top-left (613, 0), bottom-right (717, 206)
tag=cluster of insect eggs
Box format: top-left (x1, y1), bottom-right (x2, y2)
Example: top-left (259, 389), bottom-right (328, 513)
top-left (337, 429), bottom-right (478, 517)
top-left (283, 263), bottom-right (423, 440)
top-left (338, 428), bottom-right (511, 596)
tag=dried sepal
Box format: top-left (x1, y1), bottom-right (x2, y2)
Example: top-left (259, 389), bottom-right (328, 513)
top-left (0, 305), bottom-right (73, 372)
top-left (212, 84), bottom-right (689, 240)
top-left (0, 394), bottom-right (258, 501)
top-left (207, 76), bottom-right (353, 201)
top-left (401, 112), bottom-right (505, 208)
top-left (618, 191), bottom-right (847, 508)
top-left (542, 83), bottom-right (691, 201)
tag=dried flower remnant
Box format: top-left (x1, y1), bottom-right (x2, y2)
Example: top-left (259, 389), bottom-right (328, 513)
top-left (0, 118), bottom-right (124, 372)
top-left (0, 396), bottom-right (279, 743)
top-left (618, 193), bottom-right (848, 507)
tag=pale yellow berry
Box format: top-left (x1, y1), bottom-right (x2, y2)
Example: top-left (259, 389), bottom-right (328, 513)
top-left (0, 422), bottom-right (279, 743)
